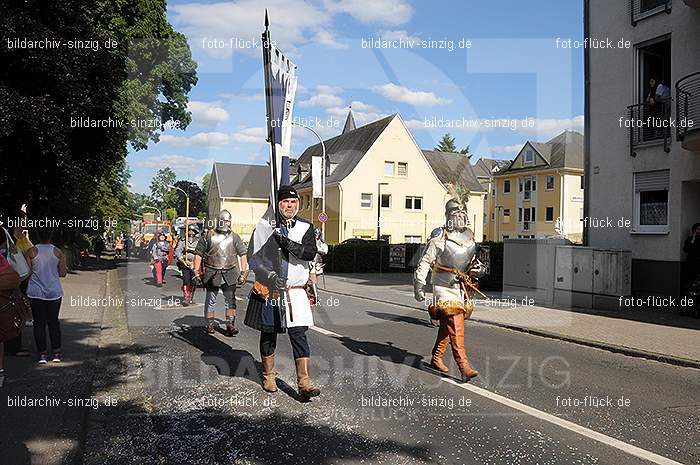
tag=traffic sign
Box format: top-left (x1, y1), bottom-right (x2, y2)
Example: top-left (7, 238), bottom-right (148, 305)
top-left (318, 212), bottom-right (328, 223)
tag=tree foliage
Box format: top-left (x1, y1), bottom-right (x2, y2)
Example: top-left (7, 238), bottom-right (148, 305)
top-left (0, 0), bottom-right (197, 241)
top-left (435, 133), bottom-right (457, 152)
top-left (173, 180), bottom-right (206, 218)
top-left (149, 167), bottom-right (177, 210)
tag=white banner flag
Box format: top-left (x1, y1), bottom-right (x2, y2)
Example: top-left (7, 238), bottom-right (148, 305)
top-left (312, 156), bottom-right (323, 198)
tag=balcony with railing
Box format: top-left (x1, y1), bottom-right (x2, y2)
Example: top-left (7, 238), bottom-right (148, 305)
top-left (630, 0), bottom-right (671, 26)
top-left (627, 99), bottom-right (671, 156)
top-left (676, 71), bottom-right (700, 151)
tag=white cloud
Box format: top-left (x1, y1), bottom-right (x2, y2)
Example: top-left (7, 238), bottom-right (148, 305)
top-left (135, 155), bottom-right (214, 170)
top-left (187, 101), bottom-right (230, 125)
top-left (313, 29), bottom-right (349, 49)
top-left (160, 132), bottom-right (231, 147)
top-left (379, 30), bottom-right (420, 44)
top-left (299, 93), bottom-right (344, 108)
top-left (489, 144), bottom-right (523, 154)
top-left (518, 115), bottom-right (584, 135)
top-left (326, 100), bottom-right (383, 126)
top-left (231, 127), bottom-right (266, 144)
top-left (171, 0), bottom-right (329, 58)
top-left (371, 83), bottom-right (451, 106)
top-left (217, 92), bottom-right (264, 101)
top-left (324, 0), bottom-right (413, 25)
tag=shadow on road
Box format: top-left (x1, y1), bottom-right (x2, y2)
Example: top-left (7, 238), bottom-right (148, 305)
top-left (366, 311), bottom-right (434, 328)
top-left (334, 335), bottom-right (426, 369)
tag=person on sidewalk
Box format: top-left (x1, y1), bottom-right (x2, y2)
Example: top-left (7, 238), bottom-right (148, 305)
top-left (175, 225), bottom-right (200, 306)
top-left (0, 244), bottom-right (22, 385)
top-left (2, 212), bottom-right (33, 356)
top-left (414, 198), bottom-right (485, 383)
top-left (245, 186), bottom-right (320, 399)
top-left (27, 227), bottom-right (67, 364)
top-left (151, 232), bottom-right (170, 287)
top-left (193, 210), bottom-right (248, 336)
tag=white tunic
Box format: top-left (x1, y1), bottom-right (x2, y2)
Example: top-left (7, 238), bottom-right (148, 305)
top-left (282, 219), bottom-right (314, 328)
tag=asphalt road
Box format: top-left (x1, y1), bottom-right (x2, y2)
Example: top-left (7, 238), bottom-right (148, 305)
top-left (97, 258), bottom-right (699, 465)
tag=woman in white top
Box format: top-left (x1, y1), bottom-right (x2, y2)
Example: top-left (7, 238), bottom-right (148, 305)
top-left (27, 228), bottom-right (67, 364)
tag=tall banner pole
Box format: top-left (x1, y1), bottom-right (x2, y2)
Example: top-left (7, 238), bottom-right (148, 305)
top-left (262, 10), bottom-right (279, 223)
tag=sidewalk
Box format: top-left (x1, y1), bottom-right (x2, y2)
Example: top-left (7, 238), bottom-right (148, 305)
top-left (319, 273), bottom-right (700, 368)
top-left (0, 263), bottom-right (111, 465)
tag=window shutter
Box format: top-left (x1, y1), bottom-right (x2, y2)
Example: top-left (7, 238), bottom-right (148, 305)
top-left (634, 170), bottom-right (669, 192)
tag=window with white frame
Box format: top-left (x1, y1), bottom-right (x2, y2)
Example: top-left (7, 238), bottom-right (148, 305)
top-left (518, 208), bottom-right (523, 222)
top-left (405, 196), bottom-right (422, 210)
top-left (504, 180), bottom-right (511, 193)
top-left (546, 175), bottom-right (554, 190)
top-left (524, 149), bottom-right (534, 163)
top-left (314, 198), bottom-right (320, 209)
top-left (531, 207), bottom-right (536, 221)
top-left (634, 170), bottom-right (669, 232)
top-left (503, 209), bottom-right (511, 223)
top-left (361, 193), bottom-right (372, 208)
top-left (397, 162), bottom-right (408, 177)
top-left (384, 161), bottom-right (395, 176)
top-left (404, 235), bottom-right (422, 243)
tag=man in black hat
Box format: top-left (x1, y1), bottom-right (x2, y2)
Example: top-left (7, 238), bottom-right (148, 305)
top-left (245, 185), bottom-right (320, 399)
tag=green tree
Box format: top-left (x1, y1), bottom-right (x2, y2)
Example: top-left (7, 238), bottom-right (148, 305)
top-left (201, 172), bottom-right (212, 198)
top-left (150, 167), bottom-right (177, 210)
top-left (435, 133), bottom-right (457, 152)
top-left (0, 0), bottom-right (197, 243)
top-left (173, 180), bottom-right (206, 218)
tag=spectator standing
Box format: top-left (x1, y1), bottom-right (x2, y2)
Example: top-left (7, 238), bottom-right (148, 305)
top-left (0, 236), bottom-right (22, 385)
top-left (27, 228), bottom-right (67, 364)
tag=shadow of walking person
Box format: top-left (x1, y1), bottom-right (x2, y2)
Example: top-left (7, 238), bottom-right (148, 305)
top-left (170, 316), bottom-right (260, 385)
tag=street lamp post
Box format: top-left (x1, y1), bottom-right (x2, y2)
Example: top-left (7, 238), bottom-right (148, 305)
top-left (168, 184), bottom-right (190, 244)
top-left (377, 182), bottom-right (388, 240)
top-left (292, 121), bottom-right (326, 239)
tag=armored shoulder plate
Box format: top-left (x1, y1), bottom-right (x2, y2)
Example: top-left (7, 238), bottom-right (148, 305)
top-left (429, 227), bottom-right (445, 240)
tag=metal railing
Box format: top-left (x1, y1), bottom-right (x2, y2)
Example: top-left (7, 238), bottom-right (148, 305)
top-left (627, 100), bottom-right (671, 156)
top-left (630, 0), bottom-right (671, 26)
top-left (676, 71), bottom-right (700, 142)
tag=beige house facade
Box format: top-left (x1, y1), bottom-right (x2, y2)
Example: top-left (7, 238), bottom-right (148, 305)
top-left (293, 113), bottom-right (486, 244)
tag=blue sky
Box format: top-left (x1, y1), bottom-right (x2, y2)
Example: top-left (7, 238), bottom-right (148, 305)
top-left (127, 0), bottom-right (584, 193)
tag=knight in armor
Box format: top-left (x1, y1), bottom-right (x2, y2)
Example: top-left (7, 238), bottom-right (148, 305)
top-left (414, 198), bottom-right (485, 382)
top-left (245, 185), bottom-right (320, 399)
top-left (193, 210), bottom-right (249, 336)
top-left (175, 224), bottom-right (200, 306)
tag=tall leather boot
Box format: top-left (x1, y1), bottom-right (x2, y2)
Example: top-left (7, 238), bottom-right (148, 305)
top-left (181, 285), bottom-right (189, 306)
top-left (295, 357), bottom-right (320, 399)
top-left (206, 311), bottom-right (216, 334)
top-left (188, 285), bottom-right (196, 304)
top-left (447, 313), bottom-right (478, 382)
top-left (430, 318), bottom-right (450, 373)
top-left (261, 355), bottom-right (278, 392)
top-left (225, 308), bottom-right (239, 336)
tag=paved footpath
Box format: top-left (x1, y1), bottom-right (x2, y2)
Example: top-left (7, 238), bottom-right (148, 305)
top-left (319, 273), bottom-right (700, 367)
top-left (0, 261), bottom-right (109, 465)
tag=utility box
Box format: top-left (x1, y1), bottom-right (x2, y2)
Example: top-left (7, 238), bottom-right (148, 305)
top-left (502, 238), bottom-right (573, 304)
top-left (554, 246), bottom-right (631, 309)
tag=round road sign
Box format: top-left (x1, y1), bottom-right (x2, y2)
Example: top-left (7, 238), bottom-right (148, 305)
top-left (318, 212), bottom-right (328, 223)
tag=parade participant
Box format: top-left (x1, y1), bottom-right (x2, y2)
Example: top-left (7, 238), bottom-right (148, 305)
top-left (175, 225), bottom-right (200, 306)
top-left (193, 210), bottom-right (248, 336)
top-left (245, 185), bottom-right (320, 398)
top-left (414, 198), bottom-right (485, 382)
top-left (151, 232), bottom-right (170, 287)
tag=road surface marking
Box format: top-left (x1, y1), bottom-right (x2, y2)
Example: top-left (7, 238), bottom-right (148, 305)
top-left (311, 324), bottom-right (683, 465)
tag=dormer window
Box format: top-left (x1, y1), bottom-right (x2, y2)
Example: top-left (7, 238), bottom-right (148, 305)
top-left (524, 149), bottom-right (534, 163)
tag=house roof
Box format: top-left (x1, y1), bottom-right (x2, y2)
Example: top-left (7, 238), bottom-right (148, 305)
top-left (422, 150), bottom-right (486, 194)
top-left (293, 114), bottom-right (396, 188)
top-left (501, 130), bottom-right (583, 174)
top-left (213, 162), bottom-right (270, 199)
top-left (342, 109), bottom-right (356, 134)
top-left (473, 158), bottom-right (512, 177)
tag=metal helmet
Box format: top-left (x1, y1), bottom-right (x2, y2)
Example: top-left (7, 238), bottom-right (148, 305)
top-left (445, 198), bottom-right (468, 231)
top-left (216, 210), bottom-right (232, 233)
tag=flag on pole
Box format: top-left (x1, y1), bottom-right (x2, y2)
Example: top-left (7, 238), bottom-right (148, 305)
top-left (252, 10), bottom-right (299, 256)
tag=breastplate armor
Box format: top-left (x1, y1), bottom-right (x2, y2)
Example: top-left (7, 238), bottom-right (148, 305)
top-left (432, 228), bottom-right (476, 288)
top-left (205, 233), bottom-right (238, 270)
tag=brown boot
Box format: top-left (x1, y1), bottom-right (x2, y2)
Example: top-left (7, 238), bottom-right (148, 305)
top-left (261, 355), bottom-right (278, 392)
top-left (225, 309), bottom-right (239, 336)
top-left (206, 311), bottom-right (216, 334)
top-left (295, 357), bottom-right (320, 399)
top-left (429, 317), bottom-right (450, 373)
top-left (447, 313), bottom-right (479, 382)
